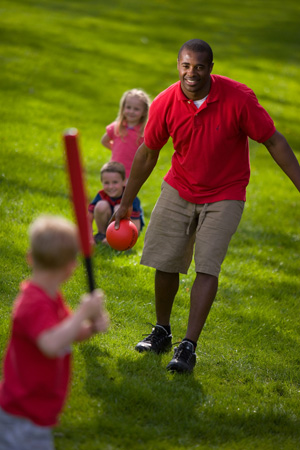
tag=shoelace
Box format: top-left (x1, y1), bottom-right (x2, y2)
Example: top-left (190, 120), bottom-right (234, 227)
top-left (141, 323), bottom-right (167, 342)
top-left (173, 342), bottom-right (194, 360)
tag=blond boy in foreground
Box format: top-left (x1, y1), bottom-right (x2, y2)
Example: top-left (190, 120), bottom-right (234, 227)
top-left (0, 215), bottom-right (109, 450)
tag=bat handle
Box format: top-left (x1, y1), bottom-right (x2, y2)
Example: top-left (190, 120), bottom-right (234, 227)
top-left (84, 257), bottom-right (95, 292)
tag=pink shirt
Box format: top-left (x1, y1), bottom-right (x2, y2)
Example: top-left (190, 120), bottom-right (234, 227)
top-left (106, 121), bottom-right (144, 178)
top-left (0, 281), bottom-right (71, 426)
top-left (144, 76), bottom-right (276, 203)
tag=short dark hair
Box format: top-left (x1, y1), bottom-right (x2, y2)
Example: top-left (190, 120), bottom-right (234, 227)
top-left (100, 161), bottom-right (126, 181)
top-left (178, 39), bottom-right (213, 64)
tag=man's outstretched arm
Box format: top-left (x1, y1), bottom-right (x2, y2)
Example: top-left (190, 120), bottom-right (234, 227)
top-left (263, 130), bottom-right (300, 192)
top-left (113, 143), bottom-right (160, 228)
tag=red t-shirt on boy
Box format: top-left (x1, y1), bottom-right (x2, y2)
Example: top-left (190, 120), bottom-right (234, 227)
top-left (144, 75), bottom-right (276, 204)
top-left (0, 281), bottom-right (71, 426)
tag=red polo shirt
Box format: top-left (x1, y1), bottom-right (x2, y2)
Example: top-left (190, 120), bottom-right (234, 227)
top-left (144, 75), bottom-right (276, 203)
top-left (0, 281), bottom-right (71, 426)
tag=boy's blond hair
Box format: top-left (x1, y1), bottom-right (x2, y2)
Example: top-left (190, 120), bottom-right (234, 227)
top-left (100, 161), bottom-right (126, 181)
top-left (29, 215), bottom-right (79, 269)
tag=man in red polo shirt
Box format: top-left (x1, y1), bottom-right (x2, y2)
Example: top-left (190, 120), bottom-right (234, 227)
top-left (114, 39), bottom-right (300, 373)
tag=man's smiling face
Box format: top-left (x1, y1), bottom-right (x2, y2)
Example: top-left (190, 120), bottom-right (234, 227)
top-left (177, 49), bottom-right (214, 100)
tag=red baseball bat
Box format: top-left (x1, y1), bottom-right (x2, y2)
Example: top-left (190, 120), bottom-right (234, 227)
top-left (63, 128), bottom-right (95, 292)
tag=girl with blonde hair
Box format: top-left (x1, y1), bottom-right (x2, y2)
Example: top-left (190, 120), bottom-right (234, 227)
top-left (101, 89), bottom-right (151, 179)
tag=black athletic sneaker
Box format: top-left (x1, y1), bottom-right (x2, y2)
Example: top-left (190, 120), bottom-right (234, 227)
top-left (135, 324), bottom-right (172, 354)
top-left (94, 232), bottom-right (106, 244)
top-left (166, 340), bottom-right (196, 373)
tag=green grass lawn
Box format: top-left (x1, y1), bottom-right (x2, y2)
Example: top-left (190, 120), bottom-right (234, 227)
top-left (1, 0), bottom-right (300, 449)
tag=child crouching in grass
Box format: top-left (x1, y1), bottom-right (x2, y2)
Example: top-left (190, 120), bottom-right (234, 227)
top-left (88, 161), bottom-right (144, 245)
top-left (0, 215), bottom-right (109, 450)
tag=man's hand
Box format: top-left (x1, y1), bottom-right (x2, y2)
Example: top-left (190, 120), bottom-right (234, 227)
top-left (111, 205), bottom-right (132, 229)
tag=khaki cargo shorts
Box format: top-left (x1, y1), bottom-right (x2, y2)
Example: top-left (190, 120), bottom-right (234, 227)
top-left (140, 181), bottom-right (244, 276)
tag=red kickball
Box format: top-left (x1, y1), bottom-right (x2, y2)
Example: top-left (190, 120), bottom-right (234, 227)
top-left (106, 219), bottom-right (138, 251)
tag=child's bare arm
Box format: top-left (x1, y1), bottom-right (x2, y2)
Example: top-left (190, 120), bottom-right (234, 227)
top-left (37, 290), bottom-right (108, 357)
top-left (101, 133), bottom-right (113, 150)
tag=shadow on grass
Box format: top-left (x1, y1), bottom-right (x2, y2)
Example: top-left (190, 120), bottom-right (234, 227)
top-left (58, 343), bottom-right (300, 449)
top-left (77, 343), bottom-right (205, 448)
top-left (1, 149), bottom-right (69, 201)
top-left (224, 223), bottom-right (300, 279)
